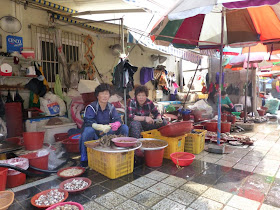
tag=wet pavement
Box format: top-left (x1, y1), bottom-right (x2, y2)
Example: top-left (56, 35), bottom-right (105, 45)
top-left (8, 123), bottom-right (280, 209)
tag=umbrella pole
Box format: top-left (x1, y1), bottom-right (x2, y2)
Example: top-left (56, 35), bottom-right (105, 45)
top-left (217, 8), bottom-right (225, 145)
top-left (121, 18), bottom-right (128, 125)
top-left (244, 46), bottom-right (251, 123)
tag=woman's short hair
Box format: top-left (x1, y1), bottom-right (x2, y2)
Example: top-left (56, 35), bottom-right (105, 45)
top-left (221, 90), bottom-right (227, 96)
top-left (95, 83), bottom-right (111, 97)
top-left (135, 85), bottom-right (149, 97)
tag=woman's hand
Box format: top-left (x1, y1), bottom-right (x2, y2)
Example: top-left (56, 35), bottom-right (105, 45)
top-left (145, 117), bottom-right (154, 124)
top-left (222, 104), bottom-right (229, 108)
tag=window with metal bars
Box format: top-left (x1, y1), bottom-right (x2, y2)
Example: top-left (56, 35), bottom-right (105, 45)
top-left (41, 41), bottom-right (79, 83)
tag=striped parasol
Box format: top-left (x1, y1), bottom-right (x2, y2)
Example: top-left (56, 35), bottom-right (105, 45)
top-left (150, 2), bottom-right (280, 49)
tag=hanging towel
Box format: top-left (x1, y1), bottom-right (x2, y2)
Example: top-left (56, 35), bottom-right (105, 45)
top-left (54, 74), bottom-right (64, 100)
top-left (140, 67), bottom-right (154, 85)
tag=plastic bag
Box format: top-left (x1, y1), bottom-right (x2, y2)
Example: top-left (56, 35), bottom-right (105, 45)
top-left (44, 144), bottom-right (66, 170)
top-left (40, 92), bottom-right (66, 116)
top-left (0, 158), bottom-right (29, 175)
top-left (265, 99), bottom-right (280, 114)
top-left (188, 99), bottom-right (213, 116)
top-left (78, 78), bottom-right (100, 94)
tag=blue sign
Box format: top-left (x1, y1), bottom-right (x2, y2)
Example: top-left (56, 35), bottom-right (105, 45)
top-left (6, 35), bottom-right (23, 53)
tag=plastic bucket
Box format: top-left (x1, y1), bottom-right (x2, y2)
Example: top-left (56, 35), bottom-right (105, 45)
top-left (23, 132), bottom-right (44, 150)
top-left (62, 139), bottom-right (80, 153)
top-left (144, 149), bottom-right (164, 167)
top-left (54, 133), bottom-right (68, 142)
top-left (205, 122), bottom-right (218, 132)
top-left (221, 122), bottom-right (231, 133)
top-left (0, 167), bottom-right (8, 191)
top-left (257, 109), bottom-right (265, 116)
top-left (20, 151), bottom-right (49, 174)
top-left (7, 172), bottom-right (26, 188)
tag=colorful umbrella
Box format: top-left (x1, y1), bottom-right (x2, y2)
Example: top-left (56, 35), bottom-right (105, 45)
top-left (150, 3), bottom-right (280, 49)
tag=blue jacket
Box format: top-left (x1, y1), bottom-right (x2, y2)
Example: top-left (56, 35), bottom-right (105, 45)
top-left (83, 101), bottom-right (121, 128)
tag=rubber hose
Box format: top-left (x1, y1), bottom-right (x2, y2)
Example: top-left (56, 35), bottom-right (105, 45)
top-left (0, 163), bottom-right (48, 177)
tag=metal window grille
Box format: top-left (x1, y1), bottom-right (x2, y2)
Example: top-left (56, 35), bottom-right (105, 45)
top-left (30, 24), bottom-right (85, 88)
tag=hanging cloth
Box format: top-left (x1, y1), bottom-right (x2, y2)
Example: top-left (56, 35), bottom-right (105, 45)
top-left (54, 74), bottom-right (64, 100)
top-left (112, 59), bottom-right (138, 92)
top-left (140, 67), bottom-right (154, 85)
top-left (35, 63), bottom-right (49, 91)
top-left (29, 91), bottom-right (40, 108)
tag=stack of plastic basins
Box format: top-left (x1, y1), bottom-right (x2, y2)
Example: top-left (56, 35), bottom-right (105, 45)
top-left (5, 102), bottom-right (23, 137)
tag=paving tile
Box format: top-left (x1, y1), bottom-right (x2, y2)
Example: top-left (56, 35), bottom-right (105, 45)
top-left (131, 176), bottom-right (157, 189)
top-left (82, 184), bottom-right (110, 200)
top-left (161, 175), bottom-right (187, 187)
top-left (190, 197), bottom-right (223, 210)
top-left (83, 201), bottom-right (108, 210)
top-left (213, 175), bottom-right (245, 193)
top-left (157, 163), bottom-right (180, 175)
top-left (14, 186), bottom-right (41, 201)
top-left (145, 171), bottom-right (169, 181)
top-left (147, 182), bottom-right (176, 196)
top-left (228, 168), bottom-right (251, 178)
top-left (167, 189), bottom-right (198, 206)
top-left (115, 200), bottom-right (147, 210)
top-left (233, 163), bottom-right (255, 172)
top-left (202, 187), bottom-right (233, 204)
top-left (220, 156), bottom-right (241, 163)
top-left (89, 173), bottom-right (108, 184)
top-left (67, 193), bottom-right (90, 204)
top-left (174, 166), bottom-right (197, 180)
top-left (227, 195), bottom-right (261, 210)
top-left (264, 155), bottom-right (280, 161)
top-left (222, 206), bottom-right (239, 210)
top-left (8, 201), bottom-right (24, 210)
top-left (254, 167), bottom-right (278, 177)
top-left (276, 171), bottom-right (280, 179)
top-left (180, 181), bottom-right (208, 195)
top-left (120, 173), bottom-right (141, 182)
top-left (204, 153), bottom-right (225, 159)
top-left (133, 165), bottom-right (154, 176)
top-left (191, 172), bottom-right (222, 186)
top-left (151, 198), bottom-right (187, 210)
top-left (95, 191), bottom-right (127, 209)
top-left (99, 178), bottom-right (127, 190)
top-left (238, 158), bottom-right (261, 167)
top-left (132, 190), bottom-right (163, 207)
top-left (259, 160), bottom-right (280, 168)
top-left (199, 157), bottom-right (220, 164)
top-left (114, 183), bottom-right (144, 198)
top-left (247, 150), bottom-right (267, 158)
top-left (264, 180), bottom-right (280, 208)
top-left (35, 179), bottom-right (61, 191)
top-left (18, 199), bottom-right (40, 210)
top-left (260, 203), bottom-right (280, 210)
top-left (216, 160), bottom-right (236, 167)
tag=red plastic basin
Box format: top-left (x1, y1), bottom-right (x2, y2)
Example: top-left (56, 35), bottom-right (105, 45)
top-left (144, 149), bottom-right (164, 167)
top-left (221, 122), bottom-right (231, 133)
top-left (23, 132), bottom-right (44, 150)
top-left (158, 121), bottom-right (193, 137)
top-left (20, 151), bottom-right (49, 173)
top-left (205, 121), bottom-right (218, 132)
top-left (0, 167), bottom-right (8, 191)
top-left (57, 167), bottom-right (85, 179)
top-left (54, 133), bottom-right (68, 142)
top-left (31, 189), bottom-right (68, 209)
top-left (7, 172), bottom-right (26, 188)
top-left (257, 109), bottom-right (265, 116)
top-left (170, 152), bottom-right (195, 166)
top-left (46, 202), bottom-right (84, 210)
top-left (111, 137), bottom-right (137, 147)
top-left (62, 139), bottom-right (80, 153)
top-left (59, 177), bottom-right (91, 193)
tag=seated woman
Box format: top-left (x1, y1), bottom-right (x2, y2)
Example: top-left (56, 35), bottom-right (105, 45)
top-left (220, 90), bottom-right (236, 112)
top-left (128, 85), bottom-right (167, 138)
top-left (80, 83), bottom-right (129, 167)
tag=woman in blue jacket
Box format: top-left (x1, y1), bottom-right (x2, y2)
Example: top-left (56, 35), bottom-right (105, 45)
top-left (80, 83), bottom-right (129, 167)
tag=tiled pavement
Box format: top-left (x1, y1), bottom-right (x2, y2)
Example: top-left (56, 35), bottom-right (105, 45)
top-left (8, 123), bottom-right (280, 209)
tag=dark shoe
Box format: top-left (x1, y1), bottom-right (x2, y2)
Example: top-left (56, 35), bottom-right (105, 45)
top-left (80, 161), bottom-right (88, 168)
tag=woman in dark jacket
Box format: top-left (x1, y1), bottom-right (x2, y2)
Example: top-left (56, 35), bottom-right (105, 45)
top-left (127, 85), bottom-right (167, 138)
